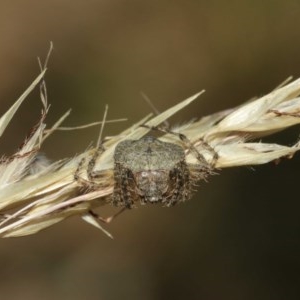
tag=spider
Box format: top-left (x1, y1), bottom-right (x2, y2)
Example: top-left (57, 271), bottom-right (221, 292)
top-left (112, 125), bottom-right (218, 209)
top-left (74, 126), bottom-right (218, 223)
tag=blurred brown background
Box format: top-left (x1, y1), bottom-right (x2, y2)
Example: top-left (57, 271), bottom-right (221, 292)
top-left (0, 1), bottom-right (300, 299)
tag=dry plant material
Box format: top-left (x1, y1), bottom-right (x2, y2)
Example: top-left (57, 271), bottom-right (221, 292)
top-left (1, 60), bottom-right (300, 237)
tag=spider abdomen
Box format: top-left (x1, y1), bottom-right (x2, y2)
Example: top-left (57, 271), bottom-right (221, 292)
top-left (113, 136), bottom-right (192, 208)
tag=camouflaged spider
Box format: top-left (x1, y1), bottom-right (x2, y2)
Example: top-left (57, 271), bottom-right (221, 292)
top-left (112, 126), bottom-right (218, 209)
top-left (74, 125), bottom-right (218, 223)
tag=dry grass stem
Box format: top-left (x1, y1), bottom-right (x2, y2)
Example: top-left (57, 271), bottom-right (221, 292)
top-left (1, 67), bottom-right (300, 237)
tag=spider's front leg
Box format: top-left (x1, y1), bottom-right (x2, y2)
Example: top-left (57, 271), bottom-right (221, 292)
top-left (113, 164), bottom-right (136, 209)
top-left (164, 161), bottom-right (190, 207)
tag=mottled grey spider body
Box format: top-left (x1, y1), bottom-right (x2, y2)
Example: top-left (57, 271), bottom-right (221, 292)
top-left (113, 135), bottom-right (210, 208)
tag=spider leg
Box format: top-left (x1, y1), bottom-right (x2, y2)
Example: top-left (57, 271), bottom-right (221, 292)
top-left (74, 145), bottom-right (105, 190)
top-left (87, 145), bottom-right (105, 180)
top-left (74, 157), bottom-right (88, 183)
top-left (165, 162), bottom-right (190, 207)
top-left (113, 165), bottom-right (135, 209)
top-left (194, 139), bottom-right (219, 167)
top-left (88, 207), bottom-right (127, 224)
